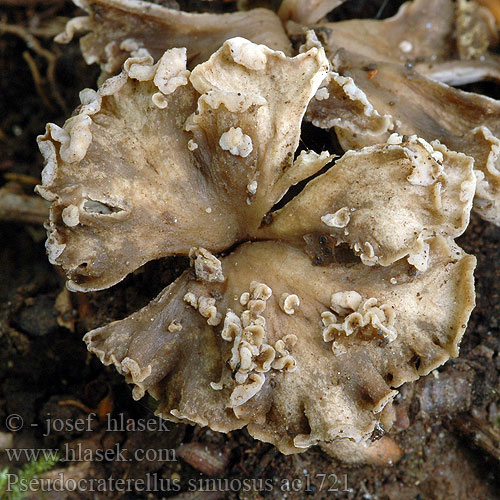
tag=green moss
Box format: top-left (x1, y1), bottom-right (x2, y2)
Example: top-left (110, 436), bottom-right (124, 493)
top-left (0, 453), bottom-right (60, 500)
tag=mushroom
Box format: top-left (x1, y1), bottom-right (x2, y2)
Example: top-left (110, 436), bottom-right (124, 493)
top-left (420, 0), bottom-right (500, 85)
top-left (455, 0), bottom-right (498, 60)
top-left (84, 238), bottom-right (475, 453)
top-left (307, 0), bottom-right (457, 67)
top-left (307, 45), bottom-right (500, 225)
top-left (57, 0), bottom-right (291, 82)
top-left (258, 135), bottom-right (476, 269)
top-left (296, 0), bottom-right (500, 86)
top-left (278, 0), bottom-right (346, 24)
top-left (306, 67), bottom-right (392, 142)
top-left (37, 5), bottom-right (479, 462)
top-left (36, 38), bottom-right (329, 290)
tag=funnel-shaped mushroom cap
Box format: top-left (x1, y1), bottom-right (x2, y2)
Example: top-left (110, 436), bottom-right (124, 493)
top-left (307, 46), bottom-right (500, 225)
top-left (37, 6), bottom-right (480, 460)
top-left (259, 136), bottom-right (476, 269)
top-left (58, 0), bottom-right (291, 80)
top-left (84, 238), bottom-right (475, 453)
top-left (36, 39), bottom-right (329, 291)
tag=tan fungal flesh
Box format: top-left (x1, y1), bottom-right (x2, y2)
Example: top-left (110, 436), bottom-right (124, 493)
top-left (307, 46), bottom-right (500, 225)
top-left (279, 0), bottom-right (345, 24)
top-left (323, 291), bottom-right (397, 344)
top-left (305, 0), bottom-right (499, 86)
top-left (57, 0), bottom-right (291, 80)
top-left (189, 247), bottom-right (225, 283)
top-left (37, 39), bottom-right (329, 290)
top-left (258, 137), bottom-right (475, 268)
top-left (39, 2), bottom-right (483, 462)
top-left (219, 127), bottom-right (253, 158)
top-left (84, 240), bottom-right (475, 453)
top-left (279, 293), bottom-right (300, 315)
top-left (306, 69), bottom-right (392, 142)
top-left (311, 0), bottom-right (456, 68)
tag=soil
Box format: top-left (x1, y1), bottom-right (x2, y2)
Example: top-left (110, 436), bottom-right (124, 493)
top-left (0, 1), bottom-right (499, 499)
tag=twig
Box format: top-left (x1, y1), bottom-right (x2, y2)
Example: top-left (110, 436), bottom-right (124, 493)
top-left (4, 172), bottom-right (40, 186)
top-left (0, 21), bottom-right (67, 112)
top-left (59, 392), bottom-right (114, 423)
top-left (452, 413), bottom-right (500, 464)
top-left (58, 399), bottom-right (94, 414)
top-left (23, 50), bottom-right (55, 111)
top-left (29, 18), bottom-right (69, 39)
top-left (375, 0), bottom-right (390, 19)
top-left (0, 184), bottom-right (49, 225)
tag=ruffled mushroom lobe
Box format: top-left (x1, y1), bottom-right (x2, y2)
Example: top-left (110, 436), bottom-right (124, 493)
top-left (259, 136), bottom-right (476, 269)
top-left (306, 67), bottom-right (393, 145)
top-left (58, 0), bottom-right (292, 80)
top-left (84, 239), bottom-right (475, 454)
top-left (427, 0), bottom-right (500, 85)
top-left (36, 48), bottom-right (233, 291)
top-left (303, 0), bottom-right (500, 86)
top-left (307, 45), bottom-right (500, 225)
top-left (36, 39), bottom-right (330, 290)
top-left (186, 38), bottom-right (330, 230)
top-left (310, 0), bottom-right (457, 68)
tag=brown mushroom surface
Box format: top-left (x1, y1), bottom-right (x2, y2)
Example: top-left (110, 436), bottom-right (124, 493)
top-left (36, 39), bottom-right (329, 290)
top-left (58, 0), bottom-right (291, 80)
top-left (259, 136), bottom-right (475, 269)
top-left (278, 0), bottom-right (346, 24)
top-left (312, 0), bottom-right (456, 67)
top-left (307, 47), bottom-right (500, 225)
top-left (306, 0), bottom-right (499, 86)
top-left (37, 3), bottom-right (481, 462)
top-left (305, 65), bottom-right (392, 141)
top-left (85, 238), bottom-right (475, 454)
